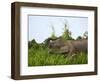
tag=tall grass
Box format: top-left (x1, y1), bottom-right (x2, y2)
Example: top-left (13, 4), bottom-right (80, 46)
top-left (28, 46), bottom-right (88, 66)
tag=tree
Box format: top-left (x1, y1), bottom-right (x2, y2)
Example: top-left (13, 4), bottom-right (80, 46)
top-left (28, 39), bottom-right (39, 49)
top-left (61, 22), bottom-right (73, 40)
top-left (83, 31), bottom-right (88, 39)
top-left (76, 36), bottom-right (82, 40)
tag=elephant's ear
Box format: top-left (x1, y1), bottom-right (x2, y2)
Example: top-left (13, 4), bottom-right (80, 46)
top-left (49, 39), bottom-right (53, 43)
top-left (60, 46), bottom-right (69, 53)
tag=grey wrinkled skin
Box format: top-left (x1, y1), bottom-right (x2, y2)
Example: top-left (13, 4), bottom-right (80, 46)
top-left (47, 38), bottom-right (87, 57)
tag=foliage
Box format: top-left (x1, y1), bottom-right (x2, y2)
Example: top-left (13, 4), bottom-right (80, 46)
top-left (49, 22), bottom-right (73, 40)
top-left (61, 23), bottom-right (73, 40)
top-left (28, 39), bottom-right (39, 49)
top-left (76, 31), bottom-right (88, 40)
top-left (83, 31), bottom-right (88, 39)
top-left (76, 36), bottom-right (83, 40)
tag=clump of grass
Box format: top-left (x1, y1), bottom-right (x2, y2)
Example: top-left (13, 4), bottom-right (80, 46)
top-left (28, 47), bottom-right (88, 66)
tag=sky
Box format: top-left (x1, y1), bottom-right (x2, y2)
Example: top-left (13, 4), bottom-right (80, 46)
top-left (28, 15), bottom-right (88, 43)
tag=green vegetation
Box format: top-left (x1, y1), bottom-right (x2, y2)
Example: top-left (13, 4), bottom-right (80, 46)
top-left (61, 23), bottom-right (73, 40)
top-left (28, 44), bottom-right (87, 66)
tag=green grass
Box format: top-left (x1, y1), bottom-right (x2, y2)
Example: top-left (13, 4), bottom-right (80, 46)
top-left (28, 47), bottom-right (88, 66)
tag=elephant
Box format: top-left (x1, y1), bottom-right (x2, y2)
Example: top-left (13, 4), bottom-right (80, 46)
top-left (47, 38), bottom-right (87, 57)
